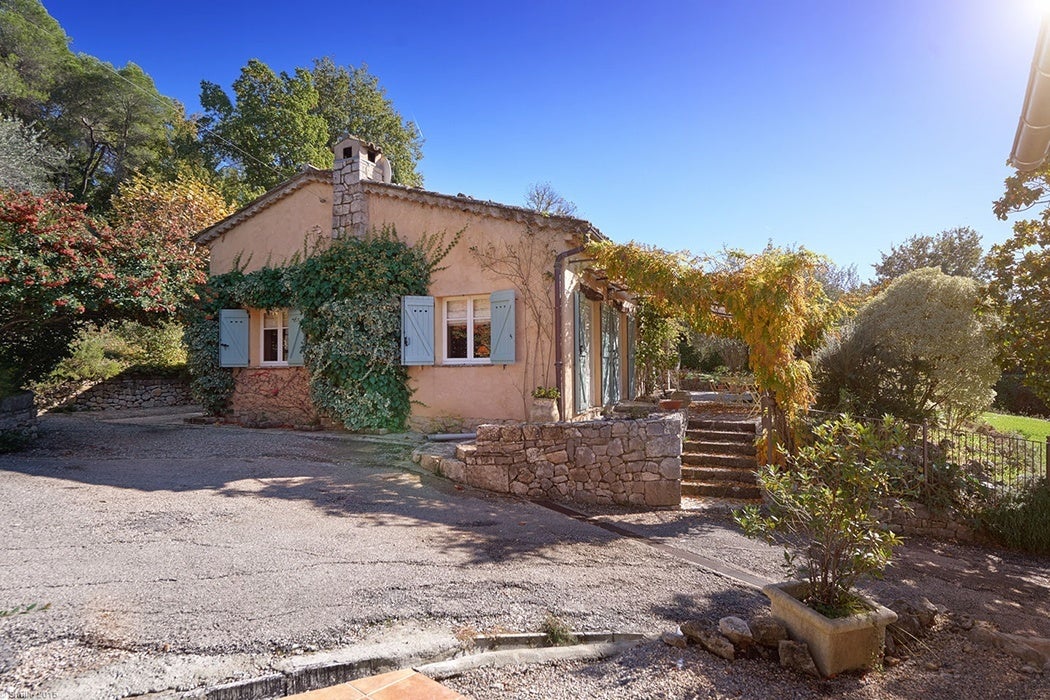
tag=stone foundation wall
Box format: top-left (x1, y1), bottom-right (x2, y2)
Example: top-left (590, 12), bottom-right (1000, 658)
top-left (416, 414), bottom-right (685, 508)
top-left (71, 377), bottom-right (193, 411)
top-left (0, 392), bottom-right (38, 442)
top-left (229, 367), bottom-right (320, 426)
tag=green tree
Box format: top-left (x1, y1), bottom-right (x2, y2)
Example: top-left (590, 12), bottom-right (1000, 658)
top-left (200, 59), bottom-right (329, 194)
top-left (200, 58), bottom-right (423, 193)
top-left (873, 226), bottom-right (984, 284)
top-left (0, 0), bottom-right (73, 120)
top-left (310, 57), bottom-right (423, 187)
top-left (813, 267), bottom-right (998, 428)
top-left (46, 55), bottom-right (173, 209)
top-left (0, 114), bottom-right (64, 192)
top-left (991, 166), bottom-right (1050, 406)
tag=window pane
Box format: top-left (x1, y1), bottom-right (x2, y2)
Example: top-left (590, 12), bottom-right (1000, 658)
top-left (447, 320), bottom-right (468, 358)
top-left (263, 312), bottom-right (278, 330)
top-left (281, 327), bottom-right (289, 363)
top-left (473, 298), bottom-right (490, 321)
top-left (446, 299), bottom-right (468, 321)
top-left (474, 320), bottom-right (491, 358)
top-left (264, 328), bottom-right (279, 362)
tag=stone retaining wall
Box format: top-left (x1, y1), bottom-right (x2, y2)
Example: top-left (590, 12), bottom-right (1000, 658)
top-left (0, 392), bottom-right (38, 443)
top-left (879, 498), bottom-right (980, 543)
top-left (415, 414), bottom-right (684, 508)
top-left (71, 377), bottom-right (193, 411)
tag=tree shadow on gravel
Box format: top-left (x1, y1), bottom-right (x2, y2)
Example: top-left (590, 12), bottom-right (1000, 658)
top-left (0, 415), bottom-right (627, 566)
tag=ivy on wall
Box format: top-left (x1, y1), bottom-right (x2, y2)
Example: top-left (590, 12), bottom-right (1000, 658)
top-left (183, 225), bottom-right (459, 430)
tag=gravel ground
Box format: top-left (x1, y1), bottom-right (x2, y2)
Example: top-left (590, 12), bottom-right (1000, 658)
top-left (1, 410), bottom-right (1048, 699)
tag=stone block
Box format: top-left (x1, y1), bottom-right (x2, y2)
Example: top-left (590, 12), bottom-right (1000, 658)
top-left (500, 426), bottom-right (524, 442)
top-left (509, 481), bottom-right (529, 496)
top-left (546, 449), bottom-right (568, 464)
top-left (476, 425), bottom-right (500, 442)
top-left (645, 480), bottom-right (680, 507)
top-left (442, 459), bottom-right (465, 483)
top-left (658, 457), bottom-right (681, 480)
top-left (607, 438), bottom-right (624, 456)
top-left (522, 425), bottom-right (541, 441)
top-left (575, 447), bottom-right (595, 466)
top-left (463, 463), bottom-right (510, 493)
top-left (645, 434), bottom-right (682, 458)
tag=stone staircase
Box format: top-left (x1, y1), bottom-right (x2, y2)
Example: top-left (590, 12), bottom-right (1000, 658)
top-left (681, 416), bottom-right (762, 500)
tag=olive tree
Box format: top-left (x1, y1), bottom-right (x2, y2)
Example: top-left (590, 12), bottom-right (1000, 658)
top-left (813, 267), bottom-right (998, 428)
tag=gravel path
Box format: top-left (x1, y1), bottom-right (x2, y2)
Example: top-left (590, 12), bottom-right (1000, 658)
top-left (1, 411), bottom-right (1047, 699)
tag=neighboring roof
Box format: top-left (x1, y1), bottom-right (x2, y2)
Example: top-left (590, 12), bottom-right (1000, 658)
top-left (1010, 18), bottom-right (1050, 171)
top-left (193, 166), bottom-right (330, 246)
top-left (193, 166), bottom-right (607, 246)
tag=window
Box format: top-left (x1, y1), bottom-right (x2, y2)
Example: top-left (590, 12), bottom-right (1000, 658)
top-left (262, 310), bottom-right (289, 364)
top-left (444, 296), bottom-right (491, 364)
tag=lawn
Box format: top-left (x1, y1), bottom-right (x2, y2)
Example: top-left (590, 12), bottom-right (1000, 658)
top-left (982, 411), bottom-right (1050, 442)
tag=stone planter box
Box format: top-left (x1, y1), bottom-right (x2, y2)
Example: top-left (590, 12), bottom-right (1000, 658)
top-left (528, 397), bottom-right (560, 422)
top-left (763, 581), bottom-right (897, 677)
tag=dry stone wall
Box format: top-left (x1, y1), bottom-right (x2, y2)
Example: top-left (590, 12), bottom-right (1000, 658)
top-left (879, 498), bottom-right (980, 543)
top-left (70, 377), bottom-right (193, 411)
top-left (417, 414), bottom-right (684, 508)
top-left (0, 392), bottom-right (37, 442)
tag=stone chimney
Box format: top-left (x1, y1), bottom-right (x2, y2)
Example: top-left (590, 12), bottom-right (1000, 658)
top-left (331, 135), bottom-right (392, 238)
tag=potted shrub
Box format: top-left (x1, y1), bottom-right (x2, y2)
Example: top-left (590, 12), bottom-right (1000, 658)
top-left (734, 414), bottom-right (905, 676)
top-left (530, 386), bottom-right (560, 422)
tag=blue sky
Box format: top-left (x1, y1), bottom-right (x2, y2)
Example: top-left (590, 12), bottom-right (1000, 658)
top-left (42, 0), bottom-right (1045, 279)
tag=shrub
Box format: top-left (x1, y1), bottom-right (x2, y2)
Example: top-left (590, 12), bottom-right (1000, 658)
top-left (979, 480), bottom-right (1050, 555)
top-left (735, 414), bottom-right (907, 617)
top-left (814, 268), bottom-right (999, 429)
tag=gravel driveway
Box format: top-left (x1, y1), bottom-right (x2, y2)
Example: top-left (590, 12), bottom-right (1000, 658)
top-left (1, 410), bottom-right (1048, 699)
top-left (0, 412), bottom-right (757, 698)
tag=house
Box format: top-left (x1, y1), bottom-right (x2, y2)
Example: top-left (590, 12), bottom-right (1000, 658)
top-left (1010, 16), bottom-right (1050, 171)
top-left (193, 136), bottom-right (636, 429)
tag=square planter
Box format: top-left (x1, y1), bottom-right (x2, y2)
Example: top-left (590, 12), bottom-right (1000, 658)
top-left (762, 581), bottom-right (897, 677)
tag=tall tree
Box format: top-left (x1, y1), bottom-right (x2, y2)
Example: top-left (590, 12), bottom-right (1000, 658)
top-left (48, 56), bottom-right (173, 209)
top-left (310, 57), bottom-right (423, 188)
top-left (200, 57), bottom-right (423, 193)
top-left (0, 0), bottom-right (72, 120)
top-left (873, 226), bottom-right (984, 284)
top-left (525, 182), bottom-right (577, 217)
top-left (991, 167), bottom-right (1050, 404)
top-left (199, 59), bottom-right (329, 194)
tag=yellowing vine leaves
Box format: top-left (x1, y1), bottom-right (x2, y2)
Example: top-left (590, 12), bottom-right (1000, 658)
top-left (586, 240), bottom-right (836, 453)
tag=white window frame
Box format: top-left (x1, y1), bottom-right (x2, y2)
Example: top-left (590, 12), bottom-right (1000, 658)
top-left (260, 309), bottom-right (290, 366)
top-left (442, 295), bottom-right (492, 366)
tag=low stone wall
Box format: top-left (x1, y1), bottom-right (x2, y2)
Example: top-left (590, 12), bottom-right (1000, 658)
top-left (228, 367), bottom-right (320, 427)
top-left (415, 414), bottom-right (684, 508)
top-left (879, 498), bottom-right (980, 543)
top-left (71, 376), bottom-right (193, 411)
top-left (0, 392), bottom-right (38, 443)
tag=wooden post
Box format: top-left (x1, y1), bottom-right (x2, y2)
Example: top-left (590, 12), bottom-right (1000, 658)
top-left (762, 394), bottom-right (775, 464)
top-left (922, 421), bottom-right (929, 486)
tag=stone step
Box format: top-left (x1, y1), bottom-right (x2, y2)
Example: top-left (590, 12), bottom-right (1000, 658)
top-left (682, 466), bottom-right (758, 483)
top-left (686, 428), bottom-right (755, 444)
top-left (682, 452), bottom-right (758, 469)
top-left (681, 480), bottom-right (763, 500)
top-left (688, 418), bottom-right (757, 434)
top-left (684, 439), bottom-right (756, 457)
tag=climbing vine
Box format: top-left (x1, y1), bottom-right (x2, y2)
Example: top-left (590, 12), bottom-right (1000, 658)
top-left (183, 225), bottom-right (459, 429)
top-left (585, 240), bottom-right (834, 455)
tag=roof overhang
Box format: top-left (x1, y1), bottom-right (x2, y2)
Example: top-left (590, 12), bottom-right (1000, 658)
top-left (1010, 17), bottom-right (1050, 171)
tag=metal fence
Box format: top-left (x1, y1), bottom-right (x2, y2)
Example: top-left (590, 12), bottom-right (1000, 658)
top-left (798, 410), bottom-right (1048, 505)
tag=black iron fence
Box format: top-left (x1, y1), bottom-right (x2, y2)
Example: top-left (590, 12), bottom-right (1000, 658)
top-left (797, 410), bottom-right (1048, 505)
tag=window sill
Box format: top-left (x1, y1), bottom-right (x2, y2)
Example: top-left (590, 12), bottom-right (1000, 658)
top-left (441, 360), bottom-right (492, 367)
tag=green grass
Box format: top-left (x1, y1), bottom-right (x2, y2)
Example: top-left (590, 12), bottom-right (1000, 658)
top-left (981, 411), bottom-right (1050, 443)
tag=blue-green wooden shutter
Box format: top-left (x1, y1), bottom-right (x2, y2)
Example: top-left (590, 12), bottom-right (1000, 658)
top-left (601, 304), bottom-right (622, 405)
top-left (401, 296), bottom-right (435, 366)
top-left (626, 314), bottom-right (636, 400)
top-left (219, 309), bottom-right (249, 367)
top-left (287, 309), bottom-right (304, 366)
top-left (489, 289), bottom-right (516, 364)
top-left (574, 290), bottom-right (592, 414)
